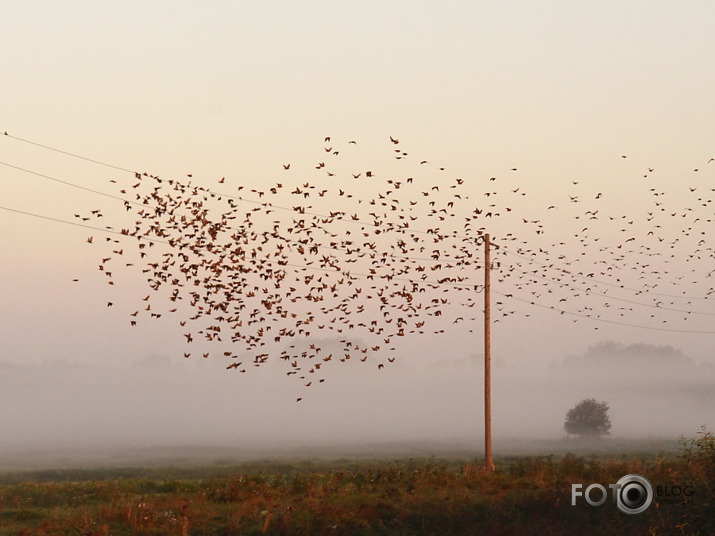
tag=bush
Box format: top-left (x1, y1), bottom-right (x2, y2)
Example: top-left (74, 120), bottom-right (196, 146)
top-left (564, 398), bottom-right (611, 437)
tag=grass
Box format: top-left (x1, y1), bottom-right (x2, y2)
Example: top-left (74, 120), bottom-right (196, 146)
top-left (0, 433), bottom-right (712, 535)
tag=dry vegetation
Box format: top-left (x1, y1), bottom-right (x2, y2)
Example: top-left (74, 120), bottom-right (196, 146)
top-left (0, 432), bottom-right (712, 536)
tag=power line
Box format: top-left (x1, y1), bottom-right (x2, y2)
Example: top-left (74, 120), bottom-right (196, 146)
top-left (0, 160), bottom-right (144, 207)
top-left (0, 204), bottom-right (137, 238)
top-left (498, 245), bottom-right (713, 301)
top-left (492, 289), bottom-right (715, 334)
top-left (13, 129), bottom-right (710, 304)
top-left (11, 130), bottom-right (708, 302)
top-left (2, 158), bottom-right (487, 268)
top-left (4, 202), bottom-right (710, 333)
top-left (2, 130), bottom-right (485, 244)
top-left (3, 131), bottom-right (136, 174)
top-left (0, 203), bottom-right (484, 291)
top-left (502, 263), bottom-right (715, 316)
top-left (4, 130), bottom-right (713, 332)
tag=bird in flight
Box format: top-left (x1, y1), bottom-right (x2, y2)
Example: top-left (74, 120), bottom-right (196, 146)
top-left (80, 133), bottom-right (714, 403)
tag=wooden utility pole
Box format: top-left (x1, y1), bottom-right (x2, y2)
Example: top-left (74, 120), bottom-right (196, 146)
top-left (484, 233), bottom-right (495, 472)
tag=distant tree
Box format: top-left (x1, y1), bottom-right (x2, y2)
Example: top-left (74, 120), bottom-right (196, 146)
top-left (564, 398), bottom-right (611, 438)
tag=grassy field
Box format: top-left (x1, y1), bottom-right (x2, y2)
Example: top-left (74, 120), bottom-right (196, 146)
top-left (0, 433), bottom-right (712, 535)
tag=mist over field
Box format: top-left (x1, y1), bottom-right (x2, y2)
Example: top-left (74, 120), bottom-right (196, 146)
top-left (1, 340), bottom-right (711, 465)
top-left (3, 4), bottom-right (715, 534)
top-left (2, 5), bottom-right (715, 502)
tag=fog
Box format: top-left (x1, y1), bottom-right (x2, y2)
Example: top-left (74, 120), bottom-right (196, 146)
top-left (1, 340), bottom-right (712, 467)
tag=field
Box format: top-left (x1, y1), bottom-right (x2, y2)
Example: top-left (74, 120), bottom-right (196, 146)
top-left (0, 434), bottom-right (712, 536)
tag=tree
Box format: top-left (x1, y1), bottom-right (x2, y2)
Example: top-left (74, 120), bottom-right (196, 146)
top-left (564, 398), bottom-right (611, 438)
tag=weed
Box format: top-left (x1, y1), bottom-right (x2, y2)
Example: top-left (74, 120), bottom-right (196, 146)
top-left (0, 434), bottom-right (713, 535)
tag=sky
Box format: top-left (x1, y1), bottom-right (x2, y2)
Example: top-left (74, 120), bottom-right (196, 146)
top-left (1, 2), bottom-right (714, 452)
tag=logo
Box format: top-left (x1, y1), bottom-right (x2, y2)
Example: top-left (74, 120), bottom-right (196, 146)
top-left (612, 474), bottom-right (654, 514)
top-left (572, 474), bottom-right (653, 514)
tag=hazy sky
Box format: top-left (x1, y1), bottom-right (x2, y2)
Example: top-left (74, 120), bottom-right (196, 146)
top-left (1, 2), bottom-right (714, 448)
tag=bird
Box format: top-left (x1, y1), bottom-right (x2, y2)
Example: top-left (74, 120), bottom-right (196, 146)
top-left (79, 132), bottom-right (714, 398)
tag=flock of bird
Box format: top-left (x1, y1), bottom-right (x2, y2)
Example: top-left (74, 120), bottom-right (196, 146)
top-left (70, 135), bottom-right (714, 395)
